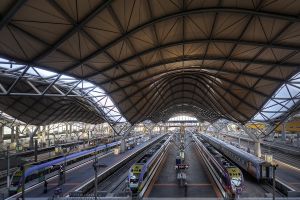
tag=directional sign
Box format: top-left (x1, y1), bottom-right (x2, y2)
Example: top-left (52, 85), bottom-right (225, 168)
top-left (176, 164), bottom-right (189, 169)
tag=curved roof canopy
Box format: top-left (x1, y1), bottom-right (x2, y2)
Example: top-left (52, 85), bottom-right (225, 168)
top-left (151, 104), bottom-right (220, 123)
top-left (0, 0), bottom-right (300, 124)
top-left (0, 64), bottom-right (106, 125)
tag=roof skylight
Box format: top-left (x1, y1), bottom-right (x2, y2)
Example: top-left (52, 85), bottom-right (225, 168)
top-left (252, 72), bottom-right (300, 122)
top-left (0, 58), bottom-right (126, 124)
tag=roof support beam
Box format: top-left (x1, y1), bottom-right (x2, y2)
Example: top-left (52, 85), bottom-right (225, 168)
top-left (0, 0), bottom-right (27, 31)
top-left (148, 83), bottom-right (248, 122)
top-left (110, 67), bottom-right (278, 98)
top-left (63, 7), bottom-right (300, 73)
top-left (125, 76), bottom-right (231, 122)
top-left (97, 55), bottom-right (295, 86)
top-left (144, 74), bottom-right (258, 116)
top-left (152, 104), bottom-right (219, 122)
top-left (32, 0), bottom-right (112, 62)
top-left (126, 73), bottom-right (253, 123)
top-left (156, 100), bottom-right (221, 122)
top-left (141, 89), bottom-right (235, 123)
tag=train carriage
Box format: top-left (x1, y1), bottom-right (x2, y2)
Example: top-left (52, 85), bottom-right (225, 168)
top-left (197, 137), bottom-right (244, 197)
top-left (9, 135), bottom-right (143, 195)
top-left (200, 134), bottom-right (272, 181)
top-left (128, 138), bottom-right (169, 193)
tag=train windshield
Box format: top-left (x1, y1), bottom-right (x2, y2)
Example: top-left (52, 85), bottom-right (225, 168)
top-left (231, 177), bottom-right (242, 187)
top-left (129, 175), bottom-right (139, 183)
top-left (227, 167), bottom-right (243, 192)
top-left (11, 174), bottom-right (21, 186)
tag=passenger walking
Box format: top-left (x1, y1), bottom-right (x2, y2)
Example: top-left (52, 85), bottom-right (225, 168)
top-left (184, 182), bottom-right (188, 197)
top-left (58, 165), bottom-right (64, 185)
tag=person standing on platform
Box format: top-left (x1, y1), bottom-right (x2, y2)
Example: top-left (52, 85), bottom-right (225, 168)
top-left (44, 179), bottom-right (48, 193)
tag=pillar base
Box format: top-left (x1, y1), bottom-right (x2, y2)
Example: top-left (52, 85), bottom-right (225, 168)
top-left (120, 139), bottom-right (126, 153)
top-left (281, 123), bottom-right (286, 141)
top-left (0, 126), bottom-right (4, 145)
top-left (297, 133), bottom-right (300, 148)
top-left (29, 137), bottom-right (34, 150)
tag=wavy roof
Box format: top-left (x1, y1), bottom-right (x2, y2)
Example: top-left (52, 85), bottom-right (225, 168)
top-left (0, 0), bottom-right (300, 124)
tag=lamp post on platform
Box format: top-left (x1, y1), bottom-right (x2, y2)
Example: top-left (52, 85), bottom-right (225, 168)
top-left (93, 158), bottom-right (98, 200)
top-left (272, 163), bottom-right (278, 200)
top-left (7, 146), bottom-right (10, 190)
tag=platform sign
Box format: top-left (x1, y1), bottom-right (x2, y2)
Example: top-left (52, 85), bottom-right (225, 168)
top-left (69, 191), bottom-right (84, 197)
top-left (179, 151), bottom-right (184, 160)
top-left (264, 154), bottom-right (273, 163)
top-left (176, 164), bottom-right (189, 169)
top-left (16, 145), bottom-right (23, 152)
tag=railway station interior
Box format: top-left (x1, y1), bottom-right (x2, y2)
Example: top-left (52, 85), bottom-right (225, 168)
top-left (0, 0), bottom-right (300, 199)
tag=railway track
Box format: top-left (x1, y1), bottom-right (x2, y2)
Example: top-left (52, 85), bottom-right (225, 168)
top-left (262, 149), bottom-right (300, 169)
top-left (110, 174), bottom-right (128, 193)
top-left (0, 167), bottom-right (18, 190)
top-left (87, 139), bottom-right (166, 196)
top-left (261, 182), bottom-right (285, 197)
top-left (0, 180), bottom-right (6, 188)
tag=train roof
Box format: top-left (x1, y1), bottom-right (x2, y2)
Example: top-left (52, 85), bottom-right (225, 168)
top-left (201, 134), bottom-right (268, 165)
top-left (137, 154), bottom-right (151, 164)
top-left (206, 142), bottom-right (236, 168)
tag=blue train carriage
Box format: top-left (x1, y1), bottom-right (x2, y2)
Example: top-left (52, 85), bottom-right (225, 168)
top-left (9, 163), bottom-right (29, 195)
top-left (9, 140), bottom-right (123, 195)
top-left (200, 134), bottom-right (272, 181)
top-left (128, 163), bottom-right (144, 193)
top-left (128, 154), bottom-right (151, 193)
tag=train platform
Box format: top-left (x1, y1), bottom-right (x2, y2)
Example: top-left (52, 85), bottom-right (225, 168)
top-left (0, 141), bottom-right (89, 171)
top-left (223, 133), bottom-right (300, 155)
top-left (0, 143), bottom-right (90, 189)
top-left (0, 140), bottom-right (114, 189)
top-left (146, 134), bottom-right (220, 198)
top-left (5, 135), bottom-right (163, 199)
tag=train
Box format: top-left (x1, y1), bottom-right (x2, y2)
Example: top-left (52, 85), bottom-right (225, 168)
top-left (198, 136), bottom-right (244, 196)
top-left (200, 134), bottom-right (273, 181)
top-left (128, 137), bottom-right (169, 193)
top-left (9, 135), bottom-right (143, 195)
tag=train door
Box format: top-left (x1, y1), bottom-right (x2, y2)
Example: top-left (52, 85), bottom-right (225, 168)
top-left (261, 163), bottom-right (272, 180)
top-left (261, 165), bottom-right (268, 179)
top-left (261, 165), bottom-right (265, 180)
